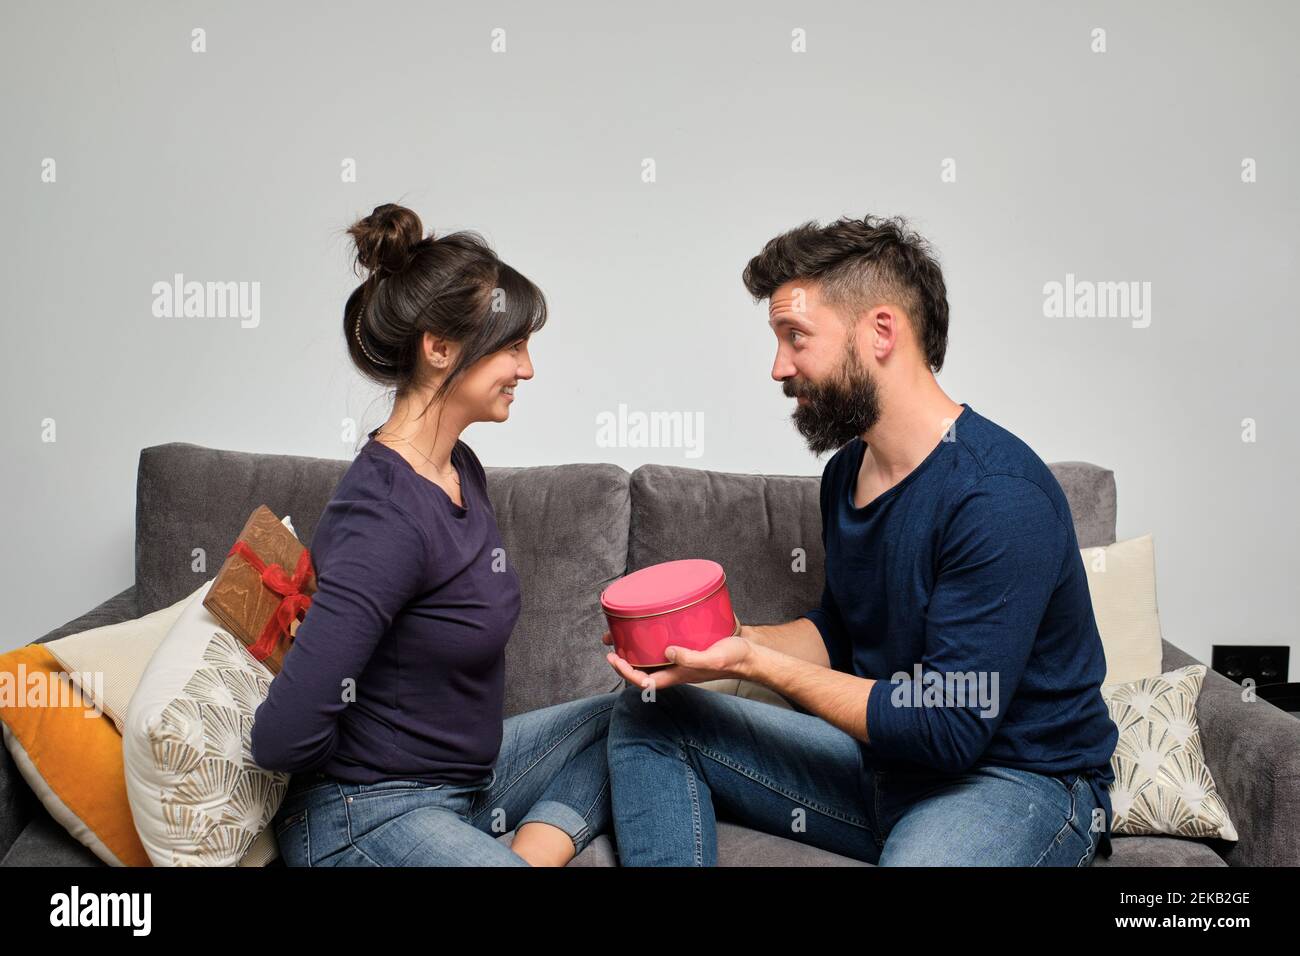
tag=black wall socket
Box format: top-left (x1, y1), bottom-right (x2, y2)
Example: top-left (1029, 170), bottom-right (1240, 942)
top-left (1210, 645), bottom-right (1290, 687)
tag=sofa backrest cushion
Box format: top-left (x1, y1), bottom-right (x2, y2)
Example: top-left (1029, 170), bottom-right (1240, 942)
top-left (627, 460), bottom-right (1117, 628)
top-left (134, 442), bottom-right (345, 617)
top-left (134, 443), bottom-right (629, 717)
top-left (476, 463), bottom-right (630, 714)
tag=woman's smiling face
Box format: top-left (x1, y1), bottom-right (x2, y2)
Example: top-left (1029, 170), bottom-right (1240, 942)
top-left (453, 336), bottom-right (535, 423)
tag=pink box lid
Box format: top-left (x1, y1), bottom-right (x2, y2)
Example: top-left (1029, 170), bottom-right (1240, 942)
top-left (600, 559), bottom-right (726, 616)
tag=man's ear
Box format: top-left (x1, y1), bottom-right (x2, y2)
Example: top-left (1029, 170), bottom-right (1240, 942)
top-left (863, 306), bottom-right (898, 361)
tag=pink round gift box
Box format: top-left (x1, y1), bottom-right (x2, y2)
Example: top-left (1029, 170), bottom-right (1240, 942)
top-left (600, 559), bottom-right (739, 668)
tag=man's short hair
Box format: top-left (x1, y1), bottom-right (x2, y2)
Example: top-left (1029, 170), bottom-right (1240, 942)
top-left (742, 215), bottom-right (950, 373)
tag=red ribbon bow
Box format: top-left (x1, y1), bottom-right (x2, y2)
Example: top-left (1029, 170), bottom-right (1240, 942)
top-left (227, 540), bottom-right (315, 662)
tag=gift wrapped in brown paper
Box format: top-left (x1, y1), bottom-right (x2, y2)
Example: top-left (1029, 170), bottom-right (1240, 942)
top-left (202, 505), bottom-right (317, 674)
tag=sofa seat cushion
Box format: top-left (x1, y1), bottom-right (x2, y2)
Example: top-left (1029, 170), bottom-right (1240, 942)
top-left (0, 809), bottom-right (106, 867)
top-left (4, 814), bottom-right (1224, 869)
top-left (562, 827), bottom-right (1228, 867)
top-left (712, 821), bottom-right (874, 865)
top-left (1090, 835), bottom-right (1228, 866)
top-left (561, 823), bottom-right (874, 867)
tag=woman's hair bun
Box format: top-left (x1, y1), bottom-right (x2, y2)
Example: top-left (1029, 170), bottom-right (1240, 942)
top-left (348, 203), bottom-right (429, 277)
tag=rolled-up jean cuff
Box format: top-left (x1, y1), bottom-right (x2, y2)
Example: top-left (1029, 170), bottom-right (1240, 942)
top-left (516, 800), bottom-right (593, 855)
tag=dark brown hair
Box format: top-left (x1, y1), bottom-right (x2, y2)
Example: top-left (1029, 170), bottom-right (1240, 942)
top-left (343, 202), bottom-right (547, 420)
top-left (741, 215), bottom-right (949, 373)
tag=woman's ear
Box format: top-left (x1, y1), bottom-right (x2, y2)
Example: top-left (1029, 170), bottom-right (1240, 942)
top-left (422, 331), bottom-right (455, 369)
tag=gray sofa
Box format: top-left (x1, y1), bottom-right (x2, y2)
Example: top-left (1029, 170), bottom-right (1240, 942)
top-left (4, 440), bottom-right (1298, 866)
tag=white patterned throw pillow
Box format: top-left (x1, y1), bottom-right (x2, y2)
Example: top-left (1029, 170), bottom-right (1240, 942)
top-left (1101, 664), bottom-right (1237, 841)
top-left (123, 577), bottom-right (289, 866)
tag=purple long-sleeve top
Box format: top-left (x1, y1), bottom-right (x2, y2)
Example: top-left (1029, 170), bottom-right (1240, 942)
top-left (250, 428), bottom-right (521, 784)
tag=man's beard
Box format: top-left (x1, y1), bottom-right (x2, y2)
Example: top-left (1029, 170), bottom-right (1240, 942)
top-left (782, 342), bottom-right (882, 456)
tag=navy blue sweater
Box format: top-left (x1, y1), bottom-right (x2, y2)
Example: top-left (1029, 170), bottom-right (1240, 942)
top-left (251, 429), bottom-right (521, 784)
top-left (804, 403), bottom-right (1119, 858)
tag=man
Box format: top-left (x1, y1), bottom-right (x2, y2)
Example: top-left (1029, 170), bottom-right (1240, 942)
top-left (603, 215), bottom-right (1119, 866)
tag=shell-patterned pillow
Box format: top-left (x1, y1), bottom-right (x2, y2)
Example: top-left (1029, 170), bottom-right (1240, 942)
top-left (1101, 664), bottom-right (1237, 841)
top-left (124, 579), bottom-right (289, 865)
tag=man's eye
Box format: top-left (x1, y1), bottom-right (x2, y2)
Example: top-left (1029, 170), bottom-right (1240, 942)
top-left (788, 330), bottom-right (803, 344)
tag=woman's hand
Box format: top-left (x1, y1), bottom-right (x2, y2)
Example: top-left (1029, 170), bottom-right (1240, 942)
top-left (602, 629), bottom-right (753, 691)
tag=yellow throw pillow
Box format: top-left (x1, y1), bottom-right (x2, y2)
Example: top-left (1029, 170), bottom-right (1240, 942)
top-left (0, 644), bottom-right (151, 866)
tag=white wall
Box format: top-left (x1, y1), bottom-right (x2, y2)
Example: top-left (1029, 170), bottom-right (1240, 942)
top-left (3, 0), bottom-right (1296, 668)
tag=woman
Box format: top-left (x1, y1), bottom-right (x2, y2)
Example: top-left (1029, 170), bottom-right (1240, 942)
top-left (251, 203), bottom-right (617, 866)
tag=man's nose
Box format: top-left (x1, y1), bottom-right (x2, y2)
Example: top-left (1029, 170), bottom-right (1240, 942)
top-left (772, 353), bottom-right (795, 383)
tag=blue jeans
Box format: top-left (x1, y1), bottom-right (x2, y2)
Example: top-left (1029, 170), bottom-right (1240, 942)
top-left (271, 690), bottom-right (618, 866)
top-left (607, 683), bottom-right (1102, 866)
